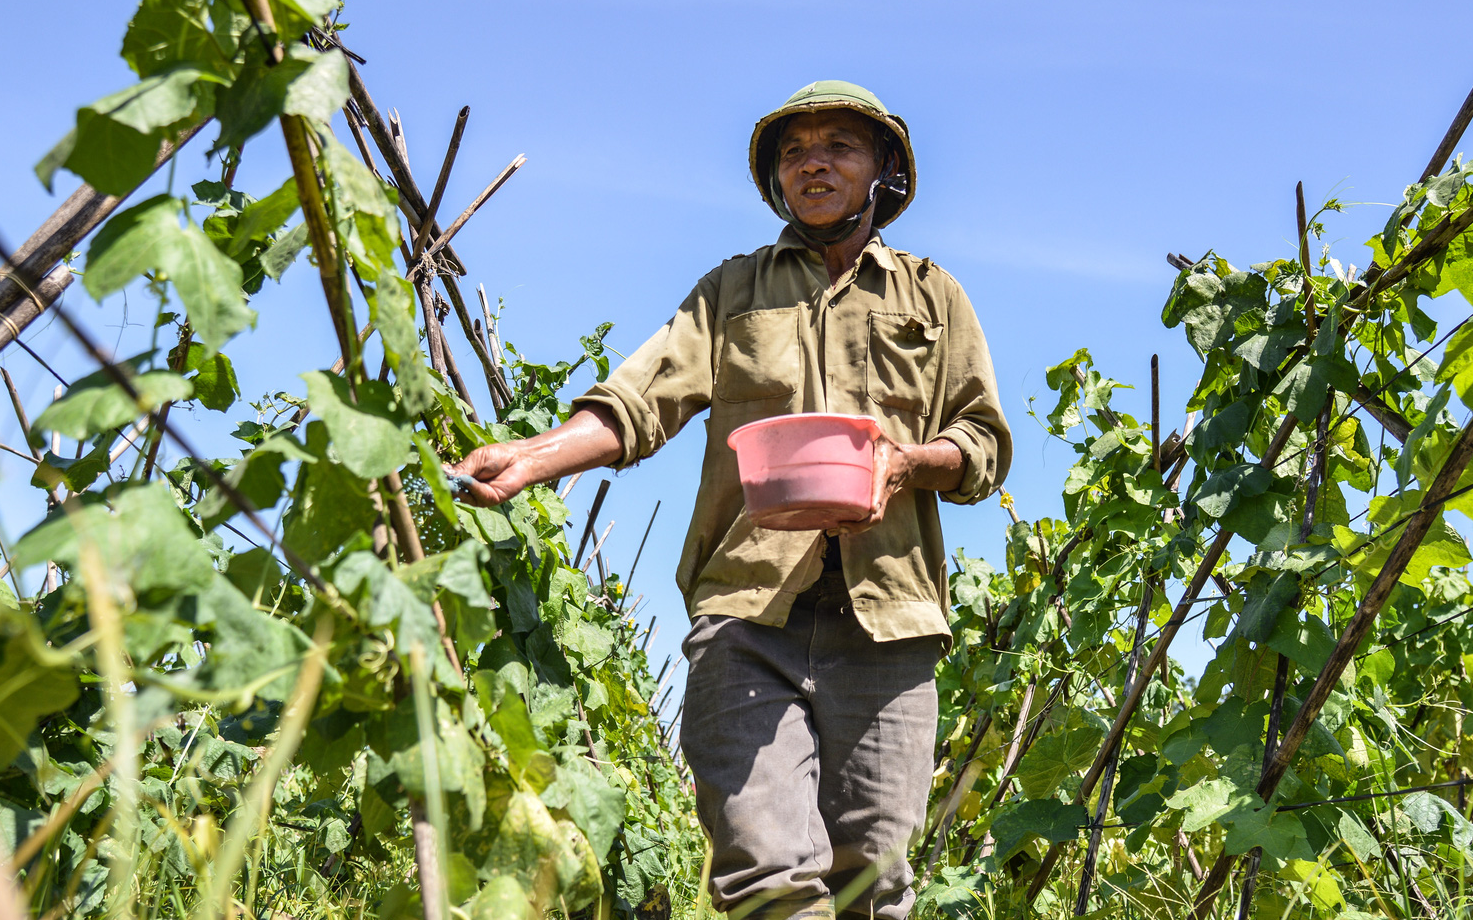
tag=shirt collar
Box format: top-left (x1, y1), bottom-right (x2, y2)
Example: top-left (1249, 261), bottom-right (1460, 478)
top-left (773, 225), bottom-right (899, 273)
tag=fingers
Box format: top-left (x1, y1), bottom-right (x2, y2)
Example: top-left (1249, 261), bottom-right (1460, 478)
top-left (447, 444), bottom-right (508, 480)
top-left (461, 477), bottom-right (509, 508)
top-left (444, 443), bottom-right (526, 507)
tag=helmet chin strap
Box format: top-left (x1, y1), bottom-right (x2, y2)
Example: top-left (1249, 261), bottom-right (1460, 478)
top-left (770, 163), bottom-right (909, 248)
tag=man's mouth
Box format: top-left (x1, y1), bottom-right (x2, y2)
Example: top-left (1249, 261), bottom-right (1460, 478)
top-left (802, 185), bottom-right (834, 197)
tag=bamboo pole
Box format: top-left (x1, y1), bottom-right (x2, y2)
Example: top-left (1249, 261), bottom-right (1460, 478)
top-left (412, 106), bottom-right (470, 259)
top-left (0, 122), bottom-right (208, 341)
top-left (406, 154), bottom-right (527, 281)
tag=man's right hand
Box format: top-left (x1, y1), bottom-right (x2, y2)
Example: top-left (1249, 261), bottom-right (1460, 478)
top-left (443, 404), bottom-right (625, 508)
top-left (446, 443), bottom-right (536, 507)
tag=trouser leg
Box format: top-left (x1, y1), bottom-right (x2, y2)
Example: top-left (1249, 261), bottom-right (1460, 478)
top-left (681, 608), bottom-right (832, 917)
top-left (809, 576), bottom-right (942, 920)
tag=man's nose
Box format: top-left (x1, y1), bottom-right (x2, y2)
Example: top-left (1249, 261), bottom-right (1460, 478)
top-left (799, 151), bottom-right (831, 175)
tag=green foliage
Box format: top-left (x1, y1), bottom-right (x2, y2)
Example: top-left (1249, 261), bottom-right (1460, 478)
top-left (7, 3), bottom-right (700, 918)
top-left (18, 2), bottom-right (1473, 918)
top-left (920, 154), bottom-right (1473, 917)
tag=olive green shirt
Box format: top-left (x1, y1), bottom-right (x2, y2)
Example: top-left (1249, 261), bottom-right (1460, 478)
top-left (571, 227), bottom-right (1012, 641)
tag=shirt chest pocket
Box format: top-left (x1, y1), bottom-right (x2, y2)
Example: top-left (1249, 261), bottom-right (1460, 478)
top-left (866, 313), bottom-right (943, 416)
top-left (716, 307), bottom-right (801, 402)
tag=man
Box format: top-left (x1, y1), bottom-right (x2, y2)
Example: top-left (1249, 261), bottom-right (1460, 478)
top-left (449, 81), bottom-right (1011, 920)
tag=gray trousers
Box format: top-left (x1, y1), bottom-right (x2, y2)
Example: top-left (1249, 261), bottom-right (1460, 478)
top-left (681, 571), bottom-right (943, 920)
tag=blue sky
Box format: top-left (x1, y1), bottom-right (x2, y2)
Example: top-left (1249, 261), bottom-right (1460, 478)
top-left (2, 0), bottom-right (1470, 714)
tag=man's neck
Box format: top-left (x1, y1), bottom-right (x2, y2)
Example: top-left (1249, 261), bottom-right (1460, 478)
top-left (802, 211), bottom-right (876, 286)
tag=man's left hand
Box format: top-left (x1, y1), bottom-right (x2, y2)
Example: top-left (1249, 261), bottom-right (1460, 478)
top-left (830, 434), bottom-right (965, 534)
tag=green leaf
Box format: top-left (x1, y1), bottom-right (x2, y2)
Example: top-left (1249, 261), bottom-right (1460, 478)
top-left (1267, 614), bottom-right (1337, 672)
top-left (31, 444), bottom-right (113, 494)
top-left (1358, 647), bottom-right (1394, 691)
top-left (561, 620), bottom-right (614, 669)
top-left (1273, 361), bottom-right (1326, 420)
top-left (1202, 698), bottom-right (1271, 757)
top-left (0, 635), bottom-right (79, 770)
top-left (282, 421), bottom-right (376, 563)
top-left (1220, 489), bottom-right (1293, 545)
top-left (483, 791), bottom-right (566, 903)
top-left (181, 343), bottom-right (240, 411)
top-left (33, 357), bottom-right (191, 440)
top-left (1160, 723), bottom-right (1209, 765)
top-left (197, 432), bottom-right (312, 530)
top-left (13, 482), bottom-right (215, 598)
top-left (986, 798), bottom-right (1088, 864)
top-left (89, 67), bottom-right (209, 135)
top-left (1280, 859), bottom-right (1346, 911)
top-left (122, 0), bottom-right (228, 79)
top-left (301, 371), bottom-right (410, 479)
top-left (468, 876), bottom-right (533, 920)
top-left (1403, 791), bottom-right (1446, 834)
top-left (85, 196), bottom-right (255, 354)
top-left (366, 274), bottom-right (433, 413)
top-left (438, 539), bottom-right (493, 607)
top-left (1406, 513), bottom-right (1472, 583)
top-left (1166, 778), bottom-right (1242, 832)
top-left (1237, 571), bottom-right (1300, 643)
top-left (226, 177), bottom-right (299, 259)
top-left (541, 760), bottom-right (626, 859)
top-left (224, 546), bottom-right (285, 604)
top-left (198, 572), bottom-right (312, 701)
top-left (38, 69), bottom-right (213, 195)
top-left (1185, 400), bottom-right (1252, 463)
top-left (281, 47), bottom-right (348, 124)
top-left (1337, 812), bottom-right (1380, 861)
top-left (1222, 803), bottom-right (1311, 860)
top-left (1194, 463), bottom-right (1270, 519)
top-left (1437, 320), bottom-right (1473, 409)
top-left (322, 817), bottom-right (351, 853)
top-left (321, 133), bottom-right (402, 280)
top-left (1016, 708), bottom-right (1106, 798)
top-left (1234, 326), bottom-right (1302, 373)
top-left (413, 433), bottom-right (458, 524)
top-left (1398, 385), bottom-right (1451, 490)
top-left (213, 45), bottom-right (325, 152)
top-left (333, 552), bottom-right (446, 679)
top-left (268, 0), bottom-right (337, 41)
top-left (261, 222), bottom-right (309, 280)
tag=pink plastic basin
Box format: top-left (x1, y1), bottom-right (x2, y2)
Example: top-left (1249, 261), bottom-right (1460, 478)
top-left (727, 413), bottom-right (882, 531)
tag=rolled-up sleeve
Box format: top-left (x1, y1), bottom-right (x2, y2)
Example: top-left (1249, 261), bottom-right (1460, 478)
top-left (569, 270), bottom-right (719, 469)
top-left (933, 279), bottom-right (1012, 504)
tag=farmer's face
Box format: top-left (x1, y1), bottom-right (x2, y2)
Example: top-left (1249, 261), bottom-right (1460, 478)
top-left (775, 110), bottom-right (883, 229)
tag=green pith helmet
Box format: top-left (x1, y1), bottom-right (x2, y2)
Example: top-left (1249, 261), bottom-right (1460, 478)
top-left (749, 80), bottom-right (916, 233)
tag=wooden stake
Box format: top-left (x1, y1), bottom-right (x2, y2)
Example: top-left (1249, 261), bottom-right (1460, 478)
top-left (412, 106), bottom-right (470, 259)
top-left (1416, 84), bottom-right (1473, 184)
top-left (1075, 580), bottom-right (1155, 914)
top-left (618, 501), bottom-right (661, 615)
top-left (574, 480), bottom-right (611, 568)
top-left (1150, 354), bottom-right (1160, 474)
top-left (0, 122), bottom-right (208, 335)
top-left (408, 154), bottom-right (527, 279)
